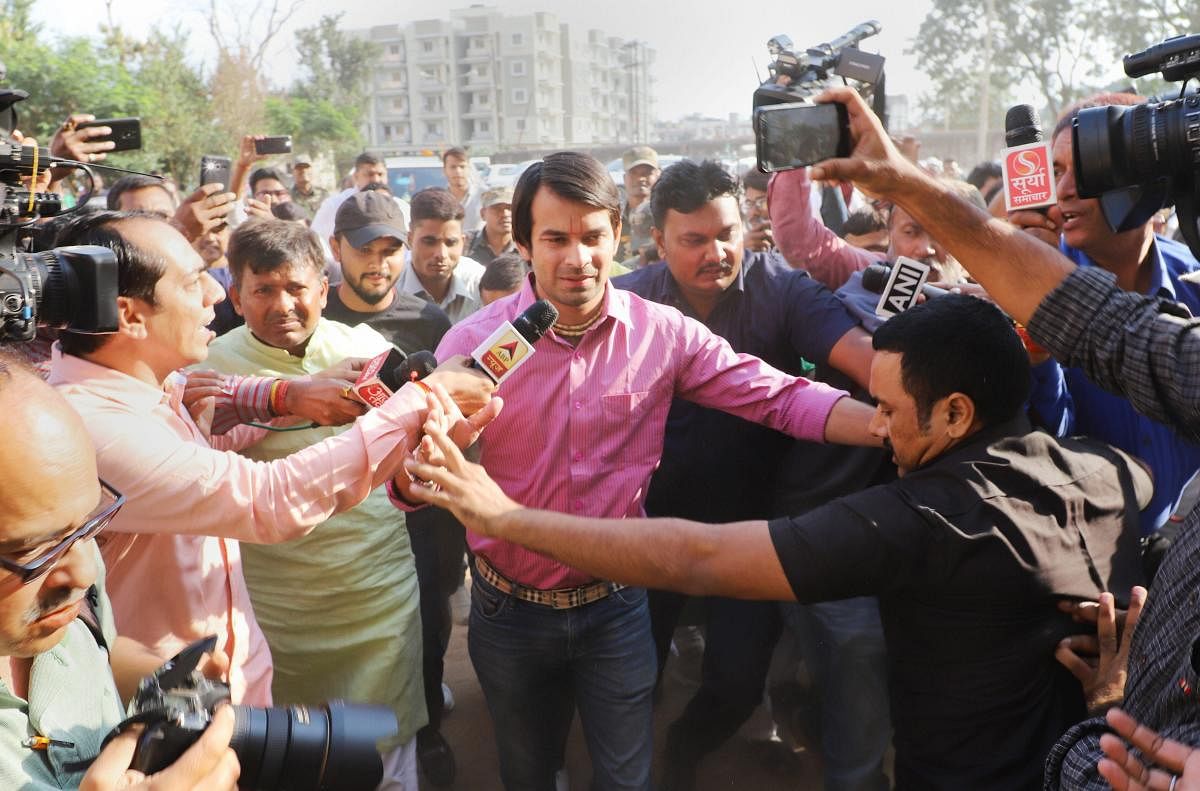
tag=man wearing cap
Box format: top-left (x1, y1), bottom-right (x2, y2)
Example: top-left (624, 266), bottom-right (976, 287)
top-left (466, 186), bottom-right (518, 266)
top-left (206, 217), bottom-right (430, 791)
top-left (323, 189), bottom-right (464, 788)
top-left (617, 146), bottom-right (660, 261)
top-left (290, 156), bottom-right (328, 216)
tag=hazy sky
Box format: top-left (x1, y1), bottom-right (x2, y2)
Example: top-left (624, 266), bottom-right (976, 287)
top-left (35, 0), bottom-right (934, 120)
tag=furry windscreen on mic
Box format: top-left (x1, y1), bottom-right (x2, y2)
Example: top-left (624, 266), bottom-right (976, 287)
top-left (1004, 104), bottom-right (1044, 147)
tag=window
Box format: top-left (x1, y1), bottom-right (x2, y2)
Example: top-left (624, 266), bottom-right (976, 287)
top-left (388, 44), bottom-right (400, 55)
top-left (422, 40), bottom-right (434, 53)
top-left (516, 119), bottom-right (526, 131)
top-left (513, 88), bottom-right (528, 104)
top-left (391, 70), bottom-right (403, 83)
top-left (511, 32), bottom-right (524, 46)
top-left (392, 97), bottom-right (405, 110)
top-left (478, 120), bottom-right (490, 133)
top-left (382, 124), bottom-right (393, 140)
top-left (510, 60), bottom-right (526, 77)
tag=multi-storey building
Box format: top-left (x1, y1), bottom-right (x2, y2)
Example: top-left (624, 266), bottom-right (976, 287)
top-left (355, 6), bottom-right (656, 153)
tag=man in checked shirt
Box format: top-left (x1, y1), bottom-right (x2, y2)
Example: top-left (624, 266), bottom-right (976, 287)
top-left (391, 151), bottom-right (880, 791)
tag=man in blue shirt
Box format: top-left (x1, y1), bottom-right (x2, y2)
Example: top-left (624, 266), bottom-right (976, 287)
top-left (613, 160), bottom-right (889, 791)
top-left (1011, 93), bottom-right (1200, 535)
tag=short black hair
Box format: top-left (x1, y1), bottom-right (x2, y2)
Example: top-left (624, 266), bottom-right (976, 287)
top-left (480, 252), bottom-right (528, 293)
top-left (271, 201), bottom-right (311, 223)
top-left (53, 211), bottom-right (171, 356)
top-left (354, 152), bottom-right (383, 170)
top-left (442, 147), bottom-right (468, 164)
top-left (249, 167), bottom-right (287, 193)
top-left (965, 161), bottom-right (1001, 191)
top-left (106, 175), bottom-right (173, 211)
top-left (741, 167), bottom-right (770, 193)
top-left (511, 152), bottom-right (620, 251)
top-left (227, 219), bottom-right (324, 286)
top-left (410, 188), bottom-right (465, 224)
top-left (872, 294), bottom-right (1030, 429)
top-left (1053, 92), bottom-right (1146, 140)
top-left (843, 206), bottom-right (887, 236)
top-left (650, 160), bottom-right (740, 230)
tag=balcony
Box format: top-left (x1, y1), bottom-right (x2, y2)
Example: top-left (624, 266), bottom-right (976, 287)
top-left (462, 103), bottom-right (493, 119)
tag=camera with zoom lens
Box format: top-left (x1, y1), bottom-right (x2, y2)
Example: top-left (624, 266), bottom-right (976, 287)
top-left (1072, 33), bottom-right (1200, 257)
top-left (0, 82), bottom-right (119, 343)
top-left (752, 22), bottom-right (887, 173)
top-left (111, 636), bottom-right (398, 791)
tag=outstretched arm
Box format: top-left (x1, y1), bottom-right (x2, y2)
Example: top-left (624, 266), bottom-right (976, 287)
top-left (404, 387), bottom-right (795, 601)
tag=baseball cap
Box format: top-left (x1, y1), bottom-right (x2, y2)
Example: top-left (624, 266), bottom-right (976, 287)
top-left (334, 191), bottom-right (407, 248)
top-left (292, 155), bottom-right (313, 168)
top-left (481, 186), bottom-right (514, 208)
top-left (622, 146), bottom-right (659, 172)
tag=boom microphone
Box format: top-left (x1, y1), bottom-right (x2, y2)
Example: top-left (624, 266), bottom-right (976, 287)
top-left (861, 262), bottom-right (947, 301)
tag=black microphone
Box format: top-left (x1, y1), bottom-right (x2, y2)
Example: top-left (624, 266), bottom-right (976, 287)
top-left (861, 262), bottom-right (947, 300)
top-left (1004, 104), bottom-right (1052, 216)
top-left (381, 350), bottom-right (438, 392)
top-left (469, 299), bottom-right (558, 383)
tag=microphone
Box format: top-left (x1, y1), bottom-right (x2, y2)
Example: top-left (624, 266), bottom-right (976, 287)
top-left (861, 261), bottom-right (946, 302)
top-left (352, 348), bottom-right (439, 408)
top-left (470, 299), bottom-right (558, 384)
top-left (1001, 103), bottom-right (1057, 213)
top-left (382, 350), bottom-right (438, 391)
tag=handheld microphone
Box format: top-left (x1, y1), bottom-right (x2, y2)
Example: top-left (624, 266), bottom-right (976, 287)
top-left (352, 348), bottom-right (439, 408)
top-left (470, 299), bottom-right (558, 384)
top-left (1001, 104), bottom-right (1057, 213)
top-left (862, 260), bottom-right (945, 317)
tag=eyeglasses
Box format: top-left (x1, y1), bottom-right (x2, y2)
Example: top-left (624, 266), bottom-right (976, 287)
top-left (741, 196), bottom-right (769, 214)
top-left (0, 480), bottom-right (124, 585)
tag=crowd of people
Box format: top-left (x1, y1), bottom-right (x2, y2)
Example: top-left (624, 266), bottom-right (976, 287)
top-left (3, 75), bottom-right (1200, 791)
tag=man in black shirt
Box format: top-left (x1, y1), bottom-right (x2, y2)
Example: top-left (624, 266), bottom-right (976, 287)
top-left (321, 189), bottom-right (460, 787)
top-left (403, 295), bottom-right (1151, 791)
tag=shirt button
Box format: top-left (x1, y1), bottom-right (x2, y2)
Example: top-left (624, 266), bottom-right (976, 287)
top-left (574, 401), bottom-right (582, 410)
top-left (573, 451), bottom-right (583, 462)
top-left (573, 499), bottom-right (584, 510)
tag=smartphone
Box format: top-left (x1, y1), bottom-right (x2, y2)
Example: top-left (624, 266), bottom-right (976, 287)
top-left (199, 155), bottom-right (232, 189)
top-left (76, 117), bottom-right (142, 152)
top-left (254, 136), bottom-right (293, 155)
top-left (754, 102), bottom-right (850, 173)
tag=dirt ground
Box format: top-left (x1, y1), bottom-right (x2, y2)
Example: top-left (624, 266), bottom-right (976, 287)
top-left (435, 584), bottom-right (827, 791)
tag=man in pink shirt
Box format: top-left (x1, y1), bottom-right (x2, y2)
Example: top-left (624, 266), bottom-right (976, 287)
top-left (396, 152), bottom-right (878, 790)
top-left (45, 210), bottom-right (497, 707)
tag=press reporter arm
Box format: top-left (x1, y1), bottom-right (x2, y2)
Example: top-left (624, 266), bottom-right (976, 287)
top-left (1055, 587), bottom-right (1148, 715)
top-left (80, 704), bottom-right (239, 791)
top-left (825, 326), bottom-right (874, 390)
top-left (809, 86), bottom-right (1075, 326)
top-left (49, 114), bottom-right (115, 184)
top-left (230, 135), bottom-right (267, 201)
top-left (769, 167), bottom-right (874, 289)
top-left (173, 184), bottom-right (236, 243)
top-left (110, 637), bottom-right (230, 705)
top-left (404, 391), bottom-right (794, 601)
top-left (1098, 709), bottom-right (1200, 791)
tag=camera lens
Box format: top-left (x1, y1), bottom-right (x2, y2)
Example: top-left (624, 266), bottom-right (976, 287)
top-left (229, 701), bottom-right (398, 791)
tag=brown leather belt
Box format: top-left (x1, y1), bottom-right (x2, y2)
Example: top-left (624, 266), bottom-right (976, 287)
top-left (474, 555), bottom-right (626, 610)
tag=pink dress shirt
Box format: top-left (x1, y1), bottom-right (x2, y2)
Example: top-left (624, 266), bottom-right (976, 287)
top-left (48, 346), bottom-right (426, 705)
top-left (429, 277), bottom-right (848, 590)
top-left (770, 167), bottom-right (875, 290)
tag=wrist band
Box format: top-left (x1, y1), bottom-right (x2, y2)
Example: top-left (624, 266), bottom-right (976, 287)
top-left (270, 379), bottom-right (291, 417)
top-left (412, 378), bottom-right (433, 396)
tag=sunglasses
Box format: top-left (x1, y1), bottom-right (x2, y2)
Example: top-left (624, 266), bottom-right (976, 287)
top-left (0, 480), bottom-right (123, 585)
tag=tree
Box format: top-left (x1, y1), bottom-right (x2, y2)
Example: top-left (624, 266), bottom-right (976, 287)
top-left (912, 0), bottom-right (1119, 128)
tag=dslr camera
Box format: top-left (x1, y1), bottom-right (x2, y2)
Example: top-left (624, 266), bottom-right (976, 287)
top-left (111, 636), bottom-right (398, 791)
top-left (0, 81), bottom-right (118, 343)
top-left (752, 22), bottom-right (887, 173)
top-left (1072, 33), bottom-right (1200, 257)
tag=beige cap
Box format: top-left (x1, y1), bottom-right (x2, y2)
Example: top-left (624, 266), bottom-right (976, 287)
top-left (482, 186), bottom-right (514, 207)
top-left (622, 146), bottom-right (659, 172)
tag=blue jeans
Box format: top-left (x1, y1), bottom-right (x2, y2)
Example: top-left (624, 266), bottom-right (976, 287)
top-left (779, 597), bottom-right (891, 791)
top-left (468, 575), bottom-right (657, 791)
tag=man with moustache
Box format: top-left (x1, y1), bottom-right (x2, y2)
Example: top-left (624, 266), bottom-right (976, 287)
top-left (1009, 93), bottom-right (1200, 537)
top-left (0, 356), bottom-right (239, 790)
top-left (616, 146), bottom-right (660, 261)
top-left (466, 186), bottom-right (518, 266)
top-left (613, 160), bottom-right (888, 790)
top-left (392, 151), bottom-right (880, 790)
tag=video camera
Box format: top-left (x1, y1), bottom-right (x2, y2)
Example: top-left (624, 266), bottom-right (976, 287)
top-left (1072, 33), bottom-right (1200, 257)
top-left (109, 636), bottom-right (398, 791)
top-left (0, 84), bottom-right (119, 343)
top-left (752, 22), bottom-right (887, 173)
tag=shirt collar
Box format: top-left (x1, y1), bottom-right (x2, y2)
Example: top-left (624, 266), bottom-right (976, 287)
top-left (914, 415), bottom-right (1035, 473)
top-left (1061, 237), bottom-right (1175, 299)
top-left (47, 344), bottom-right (174, 413)
top-left (400, 256), bottom-right (476, 305)
top-left (517, 273), bottom-right (634, 331)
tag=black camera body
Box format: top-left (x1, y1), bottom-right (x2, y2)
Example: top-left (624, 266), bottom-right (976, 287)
top-left (115, 636), bottom-right (399, 791)
top-left (752, 23), bottom-right (886, 174)
top-left (1072, 33), bottom-right (1200, 257)
top-left (0, 87), bottom-right (119, 343)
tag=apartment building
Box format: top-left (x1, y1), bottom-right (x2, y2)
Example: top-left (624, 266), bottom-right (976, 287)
top-left (355, 6), bottom-right (656, 153)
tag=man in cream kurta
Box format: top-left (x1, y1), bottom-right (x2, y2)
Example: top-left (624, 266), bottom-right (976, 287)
top-left (206, 316), bottom-right (425, 786)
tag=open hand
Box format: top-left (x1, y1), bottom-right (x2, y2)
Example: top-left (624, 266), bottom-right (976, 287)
top-left (1055, 586), bottom-right (1147, 714)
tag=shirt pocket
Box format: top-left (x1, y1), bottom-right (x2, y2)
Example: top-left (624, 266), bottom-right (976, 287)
top-left (600, 391), bottom-right (658, 464)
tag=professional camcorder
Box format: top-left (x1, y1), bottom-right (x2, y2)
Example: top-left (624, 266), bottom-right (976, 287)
top-left (108, 636), bottom-right (398, 791)
top-left (1072, 33), bottom-right (1200, 256)
top-left (752, 22), bottom-right (887, 173)
top-left (0, 81), bottom-right (119, 343)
